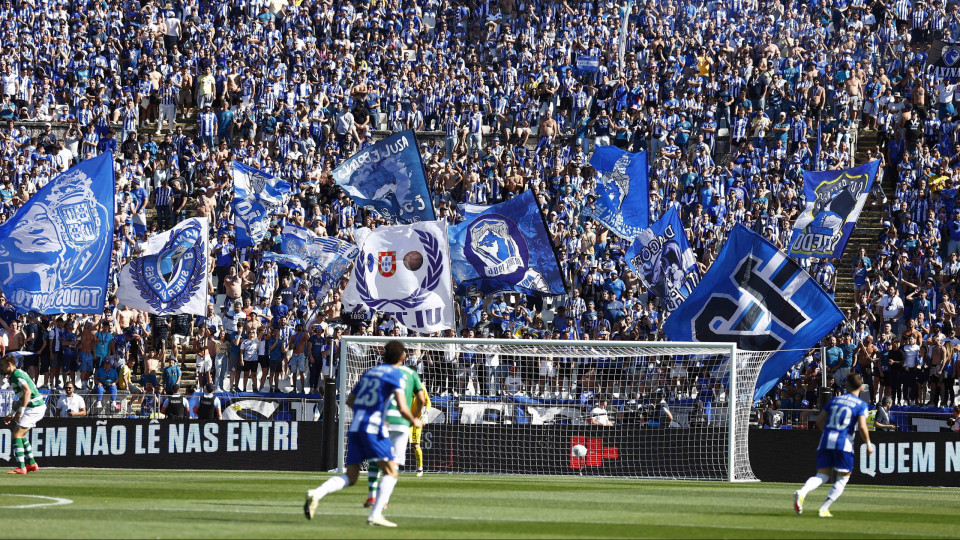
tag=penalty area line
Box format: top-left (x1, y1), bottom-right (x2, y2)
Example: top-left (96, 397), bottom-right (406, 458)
top-left (0, 494), bottom-right (74, 509)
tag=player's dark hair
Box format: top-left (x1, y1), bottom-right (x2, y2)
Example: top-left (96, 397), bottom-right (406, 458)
top-left (845, 372), bottom-right (863, 391)
top-left (383, 340), bottom-right (406, 365)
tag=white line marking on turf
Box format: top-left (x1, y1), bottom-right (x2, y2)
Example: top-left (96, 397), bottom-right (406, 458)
top-left (0, 494), bottom-right (74, 509)
top-left (151, 506), bottom-right (958, 538)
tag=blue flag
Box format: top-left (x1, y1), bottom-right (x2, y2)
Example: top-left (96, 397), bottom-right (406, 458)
top-left (0, 152), bottom-right (115, 314)
top-left (232, 161), bottom-right (291, 247)
top-left (331, 130), bottom-right (435, 224)
top-left (625, 207), bottom-right (700, 313)
top-left (269, 224), bottom-right (360, 301)
top-left (663, 225), bottom-right (843, 401)
top-left (583, 146), bottom-right (649, 238)
top-left (449, 190), bottom-right (566, 296)
top-left (576, 55), bottom-right (600, 73)
top-left (788, 160), bottom-right (879, 259)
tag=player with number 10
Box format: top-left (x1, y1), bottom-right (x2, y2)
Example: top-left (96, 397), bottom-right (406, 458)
top-left (793, 373), bottom-right (873, 517)
top-left (304, 340), bottom-right (422, 527)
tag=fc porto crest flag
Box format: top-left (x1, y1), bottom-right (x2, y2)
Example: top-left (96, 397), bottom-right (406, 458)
top-left (925, 39), bottom-right (960, 78)
top-left (343, 222), bottom-right (453, 333)
top-left (232, 161), bottom-right (291, 247)
top-left (0, 152), bottom-right (115, 314)
top-left (626, 207), bottom-right (699, 313)
top-left (331, 130), bottom-right (435, 224)
top-left (663, 225), bottom-right (843, 401)
top-left (583, 146), bottom-right (649, 239)
top-left (449, 190), bottom-right (566, 296)
top-left (117, 218), bottom-right (210, 315)
top-left (788, 160), bottom-right (879, 259)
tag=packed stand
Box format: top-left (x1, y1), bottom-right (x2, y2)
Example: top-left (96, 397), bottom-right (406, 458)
top-left (0, 0), bottom-right (956, 423)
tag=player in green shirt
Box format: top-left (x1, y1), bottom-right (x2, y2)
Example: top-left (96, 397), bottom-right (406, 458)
top-left (2, 353), bottom-right (46, 474)
top-left (364, 363), bottom-right (426, 507)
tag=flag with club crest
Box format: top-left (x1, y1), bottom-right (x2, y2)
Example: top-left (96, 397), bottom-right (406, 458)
top-left (117, 218), bottom-right (210, 315)
top-left (788, 160), bottom-right (880, 259)
top-left (0, 152), bottom-right (115, 314)
top-left (342, 221), bottom-right (453, 333)
top-left (450, 190), bottom-right (566, 296)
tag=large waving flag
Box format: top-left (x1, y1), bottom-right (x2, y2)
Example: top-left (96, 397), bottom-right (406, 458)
top-left (343, 222), bottom-right (453, 333)
top-left (788, 160), bottom-right (879, 259)
top-left (663, 225), bottom-right (843, 401)
top-left (583, 146), bottom-right (648, 238)
top-left (331, 130), bottom-right (435, 224)
top-left (450, 190), bottom-right (566, 296)
top-left (267, 224), bottom-right (361, 301)
top-left (626, 207), bottom-right (699, 313)
top-left (232, 161), bottom-right (291, 247)
top-left (0, 152), bottom-right (115, 314)
top-left (116, 218), bottom-right (210, 315)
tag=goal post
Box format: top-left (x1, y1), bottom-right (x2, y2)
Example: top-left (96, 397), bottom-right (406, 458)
top-left (338, 336), bottom-right (769, 482)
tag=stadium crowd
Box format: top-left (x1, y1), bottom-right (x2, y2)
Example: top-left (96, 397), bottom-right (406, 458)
top-left (0, 0), bottom-right (958, 419)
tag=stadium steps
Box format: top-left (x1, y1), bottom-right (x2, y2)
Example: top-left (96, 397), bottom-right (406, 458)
top-left (833, 129), bottom-right (884, 313)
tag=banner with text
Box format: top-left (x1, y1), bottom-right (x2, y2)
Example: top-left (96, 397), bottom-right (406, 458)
top-left (789, 160), bottom-right (879, 259)
top-left (0, 419), bottom-right (322, 471)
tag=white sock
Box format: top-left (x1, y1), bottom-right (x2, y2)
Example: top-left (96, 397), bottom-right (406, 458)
top-left (798, 473), bottom-right (830, 497)
top-left (369, 474), bottom-right (397, 519)
top-left (820, 474), bottom-right (850, 511)
top-left (314, 474), bottom-right (348, 496)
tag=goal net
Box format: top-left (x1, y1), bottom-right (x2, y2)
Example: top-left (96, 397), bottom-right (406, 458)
top-left (338, 337), bottom-right (769, 482)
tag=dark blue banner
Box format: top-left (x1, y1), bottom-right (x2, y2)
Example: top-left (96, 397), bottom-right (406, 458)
top-left (789, 160), bottom-right (879, 259)
top-left (625, 207), bottom-right (700, 312)
top-left (0, 152), bottom-right (115, 314)
top-left (663, 225), bottom-right (843, 401)
top-left (331, 130), bottom-right (435, 224)
top-left (450, 191), bottom-right (566, 296)
top-left (583, 146), bottom-right (649, 238)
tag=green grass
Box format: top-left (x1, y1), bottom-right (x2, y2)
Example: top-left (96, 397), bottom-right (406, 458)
top-left (0, 470), bottom-right (956, 539)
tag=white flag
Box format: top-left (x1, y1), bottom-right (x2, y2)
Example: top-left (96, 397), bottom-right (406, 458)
top-left (117, 218), bottom-right (210, 315)
top-left (343, 221), bottom-right (453, 334)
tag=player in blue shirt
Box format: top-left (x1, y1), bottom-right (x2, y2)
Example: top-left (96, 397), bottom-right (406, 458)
top-left (304, 340), bottom-right (422, 527)
top-left (793, 373), bottom-right (873, 517)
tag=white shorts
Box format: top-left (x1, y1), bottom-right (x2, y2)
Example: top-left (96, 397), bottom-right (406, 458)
top-left (322, 359), bottom-right (333, 377)
top-left (539, 362), bottom-right (556, 377)
top-left (197, 353), bottom-right (213, 374)
top-left (173, 335), bottom-right (191, 347)
top-left (388, 429), bottom-right (410, 466)
top-left (17, 406), bottom-right (46, 429)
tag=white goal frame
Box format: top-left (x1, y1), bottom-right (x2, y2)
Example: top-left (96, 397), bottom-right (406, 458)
top-left (338, 336), bottom-right (761, 482)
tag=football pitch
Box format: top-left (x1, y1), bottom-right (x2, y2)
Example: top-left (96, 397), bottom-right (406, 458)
top-left (0, 470), bottom-right (956, 539)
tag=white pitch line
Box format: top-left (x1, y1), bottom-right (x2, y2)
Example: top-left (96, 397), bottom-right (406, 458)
top-left (150, 506), bottom-right (959, 538)
top-left (0, 494), bottom-right (74, 509)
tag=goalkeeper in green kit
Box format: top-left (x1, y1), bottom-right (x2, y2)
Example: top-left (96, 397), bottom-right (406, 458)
top-left (2, 353), bottom-right (46, 474)
top-left (364, 359), bottom-right (427, 507)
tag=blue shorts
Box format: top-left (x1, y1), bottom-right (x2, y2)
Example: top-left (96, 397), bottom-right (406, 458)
top-left (345, 431), bottom-right (394, 467)
top-left (816, 448), bottom-right (854, 473)
top-left (79, 352), bottom-right (95, 372)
